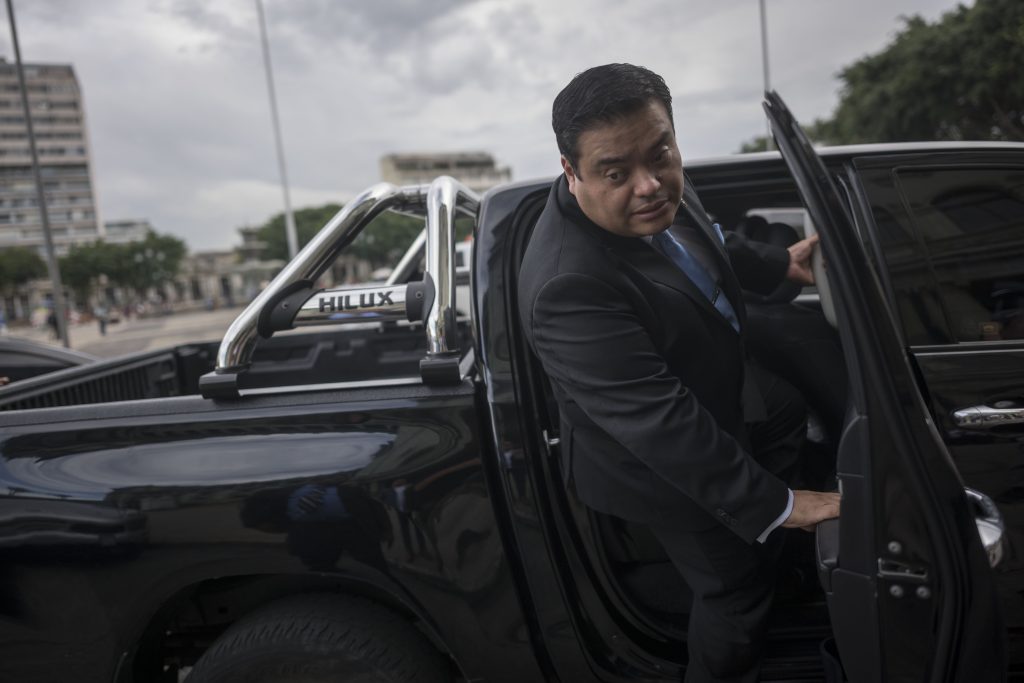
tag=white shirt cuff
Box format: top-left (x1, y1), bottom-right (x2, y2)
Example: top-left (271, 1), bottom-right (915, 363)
top-left (757, 488), bottom-right (794, 544)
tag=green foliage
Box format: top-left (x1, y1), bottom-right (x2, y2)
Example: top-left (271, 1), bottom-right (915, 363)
top-left (60, 240), bottom-right (122, 301)
top-left (737, 119), bottom-right (834, 153)
top-left (739, 136), bottom-right (772, 154)
top-left (255, 204), bottom-right (433, 269)
top-left (255, 204), bottom-right (343, 262)
top-left (60, 231), bottom-right (187, 300)
top-left (738, 0), bottom-right (1024, 150)
top-left (827, 0), bottom-right (1024, 144)
top-left (121, 232), bottom-right (187, 295)
top-left (0, 247), bottom-right (46, 294)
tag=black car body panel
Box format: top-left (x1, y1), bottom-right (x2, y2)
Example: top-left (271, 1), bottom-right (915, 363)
top-left (0, 381), bottom-right (546, 682)
top-left (766, 90), bottom-right (1006, 680)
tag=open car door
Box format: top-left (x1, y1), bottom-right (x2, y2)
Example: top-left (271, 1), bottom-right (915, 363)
top-left (764, 91), bottom-right (1005, 681)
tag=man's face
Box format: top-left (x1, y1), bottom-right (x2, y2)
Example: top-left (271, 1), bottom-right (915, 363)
top-left (562, 100), bottom-right (684, 238)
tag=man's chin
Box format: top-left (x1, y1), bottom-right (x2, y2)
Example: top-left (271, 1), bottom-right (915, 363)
top-left (629, 208), bottom-right (673, 234)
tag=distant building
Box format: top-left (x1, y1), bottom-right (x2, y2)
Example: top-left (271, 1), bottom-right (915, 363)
top-left (0, 59), bottom-right (101, 256)
top-left (103, 219), bottom-right (151, 244)
top-left (380, 151), bottom-right (511, 193)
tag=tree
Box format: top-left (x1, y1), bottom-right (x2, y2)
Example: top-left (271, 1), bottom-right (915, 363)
top-left (827, 0), bottom-right (1024, 144)
top-left (738, 119), bottom-right (835, 153)
top-left (256, 204), bottom-right (343, 262)
top-left (737, 0), bottom-right (1024, 151)
top-left (121, 232), bottom-right (187, 297)
top-left (60, 241), bottom-right (123, 303)
top-left (59, 231), bottom-right (187, 303)
top-left (0, 247), bottom-right (46, 296)
top-left (256, 204), bottom-right (427, 269)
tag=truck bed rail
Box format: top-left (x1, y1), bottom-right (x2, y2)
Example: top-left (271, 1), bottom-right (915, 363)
top-left (199, 176), bottom-right (479, 399)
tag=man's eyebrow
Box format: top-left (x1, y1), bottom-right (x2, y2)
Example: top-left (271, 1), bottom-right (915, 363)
top-left (593, 154), bottom-right (626, 168)
top-left (592, 131), bottom-right (673, 169)
top-left (648, 131), bottom-right (673, 152)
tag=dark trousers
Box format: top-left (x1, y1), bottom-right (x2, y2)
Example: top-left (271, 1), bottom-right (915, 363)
top-left (745, 302), bottom-right (848, 443)
top-left (652, 364), bottom-right (805, 682)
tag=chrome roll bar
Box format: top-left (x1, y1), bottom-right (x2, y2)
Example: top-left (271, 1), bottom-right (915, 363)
top-left (423, 178), bottom-right (479, 369)
top-left (199, 176), bottom-right (479, 399)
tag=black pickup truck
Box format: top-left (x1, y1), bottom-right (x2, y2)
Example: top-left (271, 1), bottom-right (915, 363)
top-left (1, 94), bottom-right (1021, 682)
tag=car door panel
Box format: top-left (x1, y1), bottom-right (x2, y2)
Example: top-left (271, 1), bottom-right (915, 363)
top-left (851, 152), bottom-right (1024, 676)
top-left (765, 91), bottom-right (1006, 681)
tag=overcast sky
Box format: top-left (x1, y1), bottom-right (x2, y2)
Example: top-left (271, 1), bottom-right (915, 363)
top-left (4, 0), bottom-right (962, 252)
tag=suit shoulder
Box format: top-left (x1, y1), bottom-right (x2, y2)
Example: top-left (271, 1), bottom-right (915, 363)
top-left (521, 206), bottom-right (611, 282)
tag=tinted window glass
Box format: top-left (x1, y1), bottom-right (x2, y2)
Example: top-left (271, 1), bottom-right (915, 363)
top-left (895, 167), bottom-right (1024, 342)
top-left (858, 168), bottom-right (952, 345)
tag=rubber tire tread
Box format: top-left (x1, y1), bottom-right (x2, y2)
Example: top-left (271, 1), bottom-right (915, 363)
top-left (185, 593), bottom-right (451, 683)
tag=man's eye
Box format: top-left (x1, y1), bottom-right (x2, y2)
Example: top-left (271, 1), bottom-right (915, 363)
top-left (606, 170), bottom-right (624, 182)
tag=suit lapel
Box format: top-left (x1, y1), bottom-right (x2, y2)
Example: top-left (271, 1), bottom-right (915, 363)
top-left (679, 178), bottom-right (747, 330)
top-left (614, 238), bottom-right (738, 333)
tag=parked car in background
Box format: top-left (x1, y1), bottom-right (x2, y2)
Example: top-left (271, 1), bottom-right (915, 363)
top-left (0, 336), bottom-right (96, 384)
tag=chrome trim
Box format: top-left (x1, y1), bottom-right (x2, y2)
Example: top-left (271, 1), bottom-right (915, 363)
top-left (214, 183), bottom-right (431, 373)
top-left (239, 376), bottom-right (424, 396)
top-left (966, 488), bottom-right (1005, 568)
top-left (912, 345), bottom-right (1024, 356)
top-left (424, 177), bottom-right (480, 357)
top-left (952, 404), bottom-right (1024, 430)
top-left (212, 176), bottom-right (480, 388)
top-left (293, 284), bottom-right (409, 326)
top-left (386, 229), bottom-right (427, 286)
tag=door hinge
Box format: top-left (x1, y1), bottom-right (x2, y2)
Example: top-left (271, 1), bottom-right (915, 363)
top-left (878, 557), bottom-right (929, 594)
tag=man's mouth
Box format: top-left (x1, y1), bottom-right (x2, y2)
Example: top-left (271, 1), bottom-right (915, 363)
top-left (633, 199), bottom-right (668, 218)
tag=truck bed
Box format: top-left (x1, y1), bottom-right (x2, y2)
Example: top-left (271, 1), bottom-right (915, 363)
top-left (0, 322), bottom-right (456, 412)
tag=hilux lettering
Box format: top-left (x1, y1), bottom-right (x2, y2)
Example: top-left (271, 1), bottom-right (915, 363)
top-left (317, 291), bottom-right (395, 313)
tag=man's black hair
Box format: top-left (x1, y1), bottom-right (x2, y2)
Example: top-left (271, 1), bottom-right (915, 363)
top-left (552, 63), bottom-right (673, 176)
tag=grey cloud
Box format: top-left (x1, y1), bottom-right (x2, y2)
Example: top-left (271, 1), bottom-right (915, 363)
top-left (267, 0), bottom-right (482, 53)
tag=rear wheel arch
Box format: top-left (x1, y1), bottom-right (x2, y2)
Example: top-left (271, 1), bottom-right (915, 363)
top-left (126, 573), bottom-right (460, 682)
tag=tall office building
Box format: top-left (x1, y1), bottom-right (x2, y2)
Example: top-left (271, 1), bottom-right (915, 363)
top-left (0, 59), bottom-right (101, 256)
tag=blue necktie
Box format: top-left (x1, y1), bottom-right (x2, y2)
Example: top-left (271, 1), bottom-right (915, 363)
top-left (653, 230), bottom-right (740, 332)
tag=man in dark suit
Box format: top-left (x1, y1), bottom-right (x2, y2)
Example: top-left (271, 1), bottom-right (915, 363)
top-left (518, 63), bottom-right (841, 682)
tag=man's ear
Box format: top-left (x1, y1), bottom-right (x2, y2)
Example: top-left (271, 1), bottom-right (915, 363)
top-left (560, 155), bottom-right (578, 195)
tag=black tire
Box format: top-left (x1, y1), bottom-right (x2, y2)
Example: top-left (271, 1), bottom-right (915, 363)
top-left (185, 593), bottom-right (452, 683)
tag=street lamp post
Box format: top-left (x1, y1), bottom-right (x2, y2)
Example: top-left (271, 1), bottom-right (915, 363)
top-left (255, 0), bottom-right (299, 260)
top-left (759, 0), bottom-right (773, 150)
top-left (5, 0), bottom-right (71, 346)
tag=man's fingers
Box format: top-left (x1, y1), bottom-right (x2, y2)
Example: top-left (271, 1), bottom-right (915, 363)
top-left (786, 236), bottom-right (819, 285)
top-left (782, 490), bottom-right (841, 529)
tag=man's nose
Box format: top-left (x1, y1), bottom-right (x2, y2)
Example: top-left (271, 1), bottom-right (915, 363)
top-left (634, 168), bottom-right (661, 196)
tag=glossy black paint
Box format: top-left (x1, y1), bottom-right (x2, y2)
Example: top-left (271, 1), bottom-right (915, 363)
top-left (767, 92), bottom-right (1004, 680)
top-left (0, 385), bottom-right (543, 682)
top-left (913, 346), bottom-right (1024, 673)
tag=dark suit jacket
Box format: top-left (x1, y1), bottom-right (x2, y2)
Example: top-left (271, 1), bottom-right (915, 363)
top-left (518, 176), bottom-right (791, 543)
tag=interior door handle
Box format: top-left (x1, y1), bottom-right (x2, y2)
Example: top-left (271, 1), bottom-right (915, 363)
top-left (965, 488), bottom-right (1005, 568)
top-left (952, 404), bottom-right (1024, 430)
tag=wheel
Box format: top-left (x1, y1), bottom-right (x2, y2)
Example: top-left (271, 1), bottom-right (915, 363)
top-left (185, 593), bottom-right (452, 683)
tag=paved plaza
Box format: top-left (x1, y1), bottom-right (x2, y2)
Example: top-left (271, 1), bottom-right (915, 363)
top-left (8, 307), bottom-right (244, 358)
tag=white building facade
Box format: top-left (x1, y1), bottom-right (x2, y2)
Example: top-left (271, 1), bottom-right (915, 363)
top-left (0, 59), bottom-right (101, 256)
